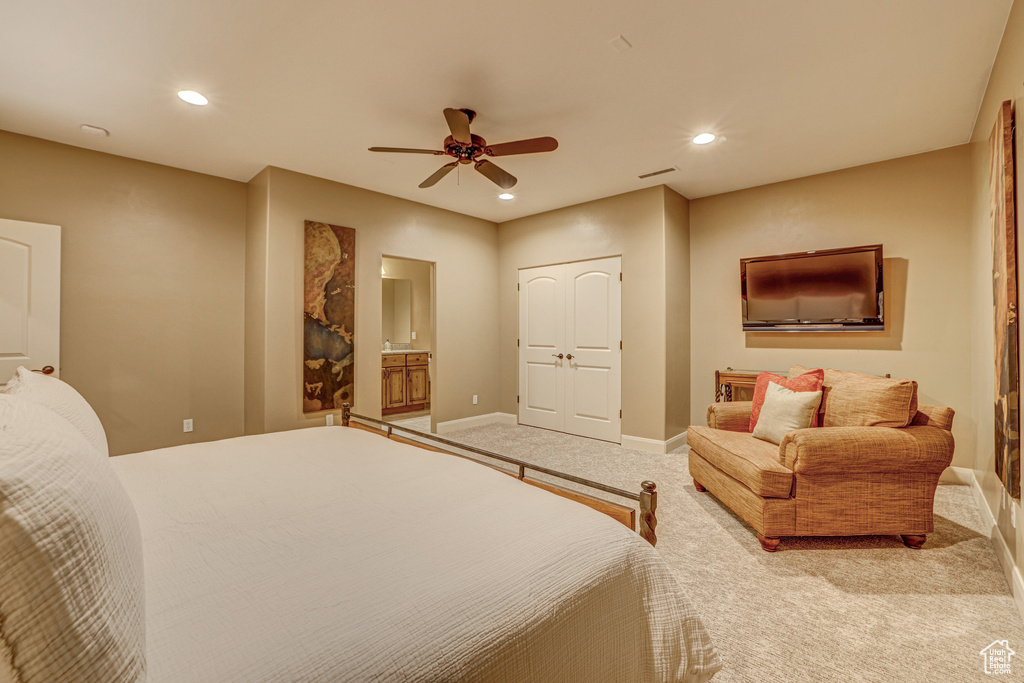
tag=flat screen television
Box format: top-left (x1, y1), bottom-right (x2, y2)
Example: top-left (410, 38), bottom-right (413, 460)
top-left (741, 244), bottom-right (883, 332)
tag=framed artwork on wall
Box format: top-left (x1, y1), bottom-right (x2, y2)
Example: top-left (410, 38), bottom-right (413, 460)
top-left (303, 220), bottom-right (355, 413)
top-left (991, 99), bottom-right (1020, 499)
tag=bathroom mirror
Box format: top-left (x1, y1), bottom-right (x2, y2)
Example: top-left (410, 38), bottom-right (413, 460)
top-left (382, 278), bottom-right (412, 344)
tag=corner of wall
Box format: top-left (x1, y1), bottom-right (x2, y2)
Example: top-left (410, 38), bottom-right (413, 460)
top-left (663, 186), bottom-right (691, 441)
top-left (244, 167), bottom-right (271, 435)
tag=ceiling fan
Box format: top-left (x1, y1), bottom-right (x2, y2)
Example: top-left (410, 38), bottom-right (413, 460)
top-left (369, 108), bottom-right (558, 190)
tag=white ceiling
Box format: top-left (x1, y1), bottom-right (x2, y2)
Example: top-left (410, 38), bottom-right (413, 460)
top-left (0, 0), bottom-right (1012, 222)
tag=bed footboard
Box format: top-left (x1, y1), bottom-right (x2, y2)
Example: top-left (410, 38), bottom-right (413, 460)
top-left (340, 404), bottom-right (659, 547)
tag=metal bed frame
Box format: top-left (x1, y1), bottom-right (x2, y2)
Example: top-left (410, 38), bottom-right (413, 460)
top-left (341, 403), bottom-right (658, 546)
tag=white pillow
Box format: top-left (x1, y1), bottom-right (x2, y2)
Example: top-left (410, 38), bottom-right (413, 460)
top-left (0, 394), bottom-right (146, 682)
top-left (2, 366), bottom-right (109, 457)
top-left (752, 381), bottom-right (822, 445)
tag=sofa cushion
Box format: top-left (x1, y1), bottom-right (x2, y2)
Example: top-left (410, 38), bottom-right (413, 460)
top-left (688, 426), bottom-right (794, 498)
top-left (788, 365), bottom-right (918, 428)
top-left (748, 368), bottom-right (823, 432)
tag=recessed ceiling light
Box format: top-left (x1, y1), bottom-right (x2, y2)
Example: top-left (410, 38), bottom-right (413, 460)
top-left (499, 193), bottom-right (514, 200)
top-left (692, 132), bottom-right (716, 145)
top-left (177, 90), bottom-right (208, 106)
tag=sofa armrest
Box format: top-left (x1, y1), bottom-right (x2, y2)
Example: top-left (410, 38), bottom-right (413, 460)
top-left (911, 404), bottom-right (955, 431)
top-left (779, 426), bottom-right (954, 475)
top-left (706, 401), bottom-right (752, 432)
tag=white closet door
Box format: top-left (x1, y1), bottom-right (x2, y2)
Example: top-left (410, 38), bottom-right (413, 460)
top-left (0, 219), bottom-right (61, 387)
top-left (564, 257), bottom-right (621, 442)
top-left (518, 265), bottom-right (565, 431)
top-left (517, 257), bottom-right (621, 442)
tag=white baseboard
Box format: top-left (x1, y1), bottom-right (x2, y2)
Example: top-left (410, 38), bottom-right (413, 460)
top-left (621, 430), bottom-right (687, 454)
top-left (939, 465), bottom-right (974, 485)
top-left (436, 412), bottom-right (516, 435)
top-left (960, 467), bottom-right (1024, 623)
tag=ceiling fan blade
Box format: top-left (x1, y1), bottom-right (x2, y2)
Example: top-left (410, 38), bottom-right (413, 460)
top-left (484, 137), bottom-right (558, 157)
top-left (474, 159), bottom-right (517, 189)
top-left (443, 108), bottom-right (473, 144)
top-left (419, 162), bottom-right (458, 188)
top-left (369, 147), bottom-right (445, 155)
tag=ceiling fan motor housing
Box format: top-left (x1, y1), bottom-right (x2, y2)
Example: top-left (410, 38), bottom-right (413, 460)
top-left (444, 134), bottom-right (487, 164)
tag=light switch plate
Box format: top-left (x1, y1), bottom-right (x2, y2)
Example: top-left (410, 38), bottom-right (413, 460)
top-left (183, 419), bottom-right (193, 433)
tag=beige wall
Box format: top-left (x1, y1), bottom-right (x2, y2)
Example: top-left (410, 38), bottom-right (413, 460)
top-left (967, 0), bottom-right (1024, 579)
top-left (245, 166), bottom-right (497, 433)
top-left (0, 131), bottom-right (247, 455)
top-left (497, 186), bottom-right (687, 443)
top-left (689, 146), bottom-right (973, 467)
top-left (382, 256), bottom-right (433, 351)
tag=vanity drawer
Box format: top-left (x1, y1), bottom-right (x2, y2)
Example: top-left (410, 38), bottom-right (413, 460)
top-left (406, 353), bottom-right (429, 365)
top-left (382, 354), bottom-right (406, 368)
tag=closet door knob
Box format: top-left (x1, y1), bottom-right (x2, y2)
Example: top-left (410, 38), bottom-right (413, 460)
top-left (566, 354), bottom-right (574, 361)
top-left (551, 353), bottom-right (564, 359)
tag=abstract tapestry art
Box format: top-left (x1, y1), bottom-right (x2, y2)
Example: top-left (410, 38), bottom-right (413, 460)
top-left (303, 221), bottom-right (355, 413)
top-left (991, 99), bottom-right (1020, 499)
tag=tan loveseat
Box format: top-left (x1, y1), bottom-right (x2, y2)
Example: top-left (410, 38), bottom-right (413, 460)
top-left (688, 368), bottom-right (955, 552)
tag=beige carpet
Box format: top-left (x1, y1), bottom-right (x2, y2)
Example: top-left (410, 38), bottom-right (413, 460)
top-left (433, 422), bottom-right (1024, 682)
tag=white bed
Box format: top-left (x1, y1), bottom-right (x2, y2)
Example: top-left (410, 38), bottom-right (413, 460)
top-left (110, 426), bottom-right (720, 682)
top-left (0, 369), bottom-right (720, 682)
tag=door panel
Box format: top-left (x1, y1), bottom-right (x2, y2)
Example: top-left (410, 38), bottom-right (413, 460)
top-left (0, 240), bottom-right (29, 354)
top-left (0, 219), bottom-right (60, 386)
top-left (565, 258), bottom-right (621, 442)
top-left (385, 367), bottom-right (406, 408)
top-left (518, 266), bottom-right (564, 431)
top-left (407, 365), bottom-right (428, 404)
top-left (518, 257), bottom-right (621, 442)
top-left (570, 366), bottom-right (611, 421)
top-left (572, 271), bottom-right (611, 349)
top-left (525, 362), bottom-right (559, 413)
top-left (525, 277), bottom-right (559, 348)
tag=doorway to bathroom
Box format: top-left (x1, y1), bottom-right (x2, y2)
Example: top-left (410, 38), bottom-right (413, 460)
top-left (381, 255), bottom-right (434, 433)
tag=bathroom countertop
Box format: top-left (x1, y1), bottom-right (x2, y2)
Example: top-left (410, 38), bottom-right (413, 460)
top-left (381, 349), bottom-right (429, 355)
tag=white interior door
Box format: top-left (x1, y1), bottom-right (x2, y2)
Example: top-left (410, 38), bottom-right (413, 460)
top-left (518, 257), bottom-right (621, 442)
top-left (518, 265), bottom-right (565, 431)
top-left (564, 258), bottom-right (621, 441)
top-left (0, 219), bottom-right (61, 387)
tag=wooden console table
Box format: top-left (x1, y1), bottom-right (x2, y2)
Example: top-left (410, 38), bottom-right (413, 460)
top-left (715, 369), bottom-right (763, 402)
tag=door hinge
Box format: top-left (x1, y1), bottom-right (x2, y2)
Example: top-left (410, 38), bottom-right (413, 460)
top-left (619, 340), bottom-right (622, 350)
top-left (517, 283), bottom-right (520, 291)
top-left (517, 395), bottom-right (520, 403)
top-left (619, 409), bottom-right (622, 418)
top-left (619, 272), bottom-right (622, 282)
top-left (517, 338), bottom-right (520, 347)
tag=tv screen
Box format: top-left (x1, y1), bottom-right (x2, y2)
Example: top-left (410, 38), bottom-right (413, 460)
top-left (741, 245), bottom-right (883, 331)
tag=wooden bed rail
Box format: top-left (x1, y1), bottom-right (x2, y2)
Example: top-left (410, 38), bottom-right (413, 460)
top-left (341, 403), bottom-right (658, 547)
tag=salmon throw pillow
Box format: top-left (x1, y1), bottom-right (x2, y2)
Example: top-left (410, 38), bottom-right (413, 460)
top-left (748, 368), bottom-right (825, 432)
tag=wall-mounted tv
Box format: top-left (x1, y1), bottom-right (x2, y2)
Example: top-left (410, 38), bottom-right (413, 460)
top-left (741, 244), bottom-right (883, 332)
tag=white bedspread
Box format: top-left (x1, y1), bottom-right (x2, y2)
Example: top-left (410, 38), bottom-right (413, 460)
top-left (111, 427), bottom-right (720, 682)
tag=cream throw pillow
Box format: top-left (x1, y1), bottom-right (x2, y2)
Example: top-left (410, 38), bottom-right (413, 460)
top-left (752, 381), bottom-right (822, 445)
top-left (0, 394), bottom-right (145, 682)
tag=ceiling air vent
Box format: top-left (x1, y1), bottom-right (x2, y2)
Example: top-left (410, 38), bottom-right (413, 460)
top-left (638, 167), bottom-right (676, 180)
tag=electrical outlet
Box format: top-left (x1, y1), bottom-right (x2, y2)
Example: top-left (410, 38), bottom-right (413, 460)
top-left (411, 331), bottom-right (417, 340)
top-left (183, 419), bottom-right (193, 433)
top-left (326, 414), bottom-right (334, 426)
top-left (473, 394), bottom-right (478, 405)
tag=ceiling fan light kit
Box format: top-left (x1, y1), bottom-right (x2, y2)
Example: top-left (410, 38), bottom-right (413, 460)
top-left (370, 108), bottom-right (558, 190)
